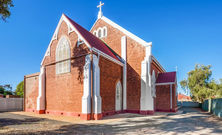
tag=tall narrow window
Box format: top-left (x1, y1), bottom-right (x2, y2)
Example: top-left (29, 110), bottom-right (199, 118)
top-left (56, 36), bottom-right (71, 74)
top-left (103, 27), bottom-right (107, 37)
top-left (115, 81), bottom-right (122, 111)
top-left (93, 30), bottom-right (97, 36)
top-left (98, 29), bottom-right (102, 38)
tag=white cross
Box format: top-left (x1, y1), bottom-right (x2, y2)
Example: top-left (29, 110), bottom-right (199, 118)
top-left (97, 1), bottom-right (104, 12)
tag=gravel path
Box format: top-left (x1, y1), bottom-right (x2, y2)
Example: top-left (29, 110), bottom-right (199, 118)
top-left (0, 107), bottom-right (222, 134)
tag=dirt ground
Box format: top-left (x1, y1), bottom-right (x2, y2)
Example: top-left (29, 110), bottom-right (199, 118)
top-left (0, 107), bottom-right (222, 135)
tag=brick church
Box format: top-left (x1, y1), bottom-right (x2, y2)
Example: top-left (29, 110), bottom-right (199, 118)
top-left (24, 2), bottom-right (178, 120)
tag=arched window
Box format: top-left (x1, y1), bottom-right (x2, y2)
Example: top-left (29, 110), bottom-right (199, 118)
top-left (93, 30), bottom-right (97, 36)
top-left (103, 27), bottom-right (107, 37)
top-left (98, 29), bottom-right (102, 38)
top-left (115, 81), bottom-right (122, 111)
top-left (56, 36), bottom-right (71, 74)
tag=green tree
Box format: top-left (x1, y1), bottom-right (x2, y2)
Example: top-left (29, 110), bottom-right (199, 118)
top-left (0, 84), bottom-right (13, 96)
top-left (180, 64), bottom-right (219, 103)
top-left (0, 86), bottom-right (4, 94)
top-left (0, 0), bottom-right (14, 22)
top-left (4, 90), bottom-right (13, 96)
top-left (15, 81), bottom-right (24, 98)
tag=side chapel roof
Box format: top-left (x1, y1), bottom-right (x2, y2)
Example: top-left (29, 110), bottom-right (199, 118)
top-left (156, 71), bottom-right (177, 84)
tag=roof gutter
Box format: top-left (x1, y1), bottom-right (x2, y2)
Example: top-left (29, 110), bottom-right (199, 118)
top-left (151, 55), bottom-right (166, 72)
top-left (155, 82), bottom-right (175, 86)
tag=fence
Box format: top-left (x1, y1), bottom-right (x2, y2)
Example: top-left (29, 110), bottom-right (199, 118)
top-left (177, 101), bottom-right (199, 107)
top-left (182, 101), bottom-right (199, 107)
top-left (201, 98), bottom-right (222, 118)
top-left (0, 98), bottom-right (23, 111)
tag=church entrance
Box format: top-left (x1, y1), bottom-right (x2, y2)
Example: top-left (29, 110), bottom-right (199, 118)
top-left (115, 81), bottom-right (122, 111)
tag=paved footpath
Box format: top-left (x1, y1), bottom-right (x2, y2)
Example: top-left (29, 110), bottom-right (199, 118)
top-left (0, 107), bottom-right (222, 134)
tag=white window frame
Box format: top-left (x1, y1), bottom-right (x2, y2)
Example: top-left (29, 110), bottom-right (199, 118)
top-left (97, 27), bottom-right (103, 38)
top-left (93, 30), bottom-right (97, 36)
top-left (115, 81), bottom-right (122, 111)
top-left (56, 36), bottom-right (71, 75)
top-left (102, 26), bottom-right (107, 37)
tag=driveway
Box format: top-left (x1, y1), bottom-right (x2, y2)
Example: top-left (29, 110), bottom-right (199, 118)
top-left (0, 107), bottom-right (222, 134)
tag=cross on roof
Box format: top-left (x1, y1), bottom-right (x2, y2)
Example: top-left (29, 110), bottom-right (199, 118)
top-left (97, 1), bottom-right (104, 12)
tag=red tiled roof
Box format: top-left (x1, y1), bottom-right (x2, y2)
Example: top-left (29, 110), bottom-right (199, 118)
top-left (156, 71), bottom-right (176, 84)
top-left (64, 14), bottom-right (121, 62)
top-left (178, 93), bottom-right (191, 100)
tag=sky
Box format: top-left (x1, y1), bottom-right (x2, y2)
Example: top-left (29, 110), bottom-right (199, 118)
top-left (0, 0), bottom-right (222, 95)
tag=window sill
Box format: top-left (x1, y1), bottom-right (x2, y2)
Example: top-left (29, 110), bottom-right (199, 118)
top-left (56, 71), bottom-right (71, 75)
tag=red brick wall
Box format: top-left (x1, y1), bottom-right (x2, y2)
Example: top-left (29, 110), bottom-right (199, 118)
top-left (151, 61), bottom-right (165, 110)
top-left (91, 19), bottom-right (146, 110)
top-left (42, 21), bottom-right (90, 113)
top-left (151, 61), bottom-right (164, 76)
top-left (25, 73), bottom-right (39, 110)
top-left (0, 95), bottom-right (3, 98)
top-left (172, 84), bottom-right (177, 109)
top-left (156, 84), bottom-right (177, 110)
top-left (100, 57), bottom-right (123, 112)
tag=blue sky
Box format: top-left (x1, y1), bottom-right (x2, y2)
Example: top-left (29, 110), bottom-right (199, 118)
top-left (0, 0), bottom-right (222, 95)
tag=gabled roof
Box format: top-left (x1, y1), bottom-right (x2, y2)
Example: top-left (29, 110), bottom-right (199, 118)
top-left (41, 14), bottom-right (122, 65)
top-left (178, 93), bottom-right (191, 100)
top-left (90, 16), bottom-right (151, 46)
top-left (90, 16), bottom-right (166, 72)
top-left (64, 15), bottom-right (121, 62)
top-left (156, 71), bottom-right (176, 84)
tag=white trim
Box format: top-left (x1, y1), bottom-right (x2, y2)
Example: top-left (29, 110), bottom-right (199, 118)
top-left (82, 54), bottom-right (91, 114)
top-left (68, 24), bottom-right (75, 35)
top-left (151, 55), bottom-right (166, 72)
top-left (92, 27), bottom-right (107, 38)
top-left (97, 27), bottom-right (103, 38)
top-left (37, 66), bottom-right (45, 111)
top-left (170, 84), bottom-right (172, 109)
top-left (93, 30), bottom-right (97, 36)
top-left (92, 47), bottom-right (124, 66)
top-left (41, 14), bottom-right (91, 65)
top-left (93, 54), bottom-right (102, 114)
top-left (90, 16), bottom-right (152, 46)
top-left (115, 81), bottom-right (122, 111)
top-left (90, 19), bottom-right (99, 32)
top-left (77, 35), bottom-right (85, 47)
top-left (155, 82), bottom-right (175, 85)
top-left (97, 16), bottom-right (152, 47)
top-left (121, 36), bottom-right (127, 110)
top-left (102, 26), bottom-right (107, 37)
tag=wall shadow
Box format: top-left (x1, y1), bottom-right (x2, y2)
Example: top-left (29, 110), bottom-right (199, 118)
top-left (1, 107), bottom-right (222, 134)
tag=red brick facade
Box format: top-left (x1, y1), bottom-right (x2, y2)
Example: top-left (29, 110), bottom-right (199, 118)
top-left (42, 21), bottom-right (90, 115)
top-left (24, 73), bottom-right (39, 112)
top-left (151, 61), bottom-right (165, 111)
top-left (24, 19), bottom-right (124, 119)
top-left (91, 19), bottom-right (146, 110)
top-left (156, 84), bottom-right (177, 112)
top-left (100, 57), bottom-right (123, 112)
top-left (24, 14), bottom-right (177, 120)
